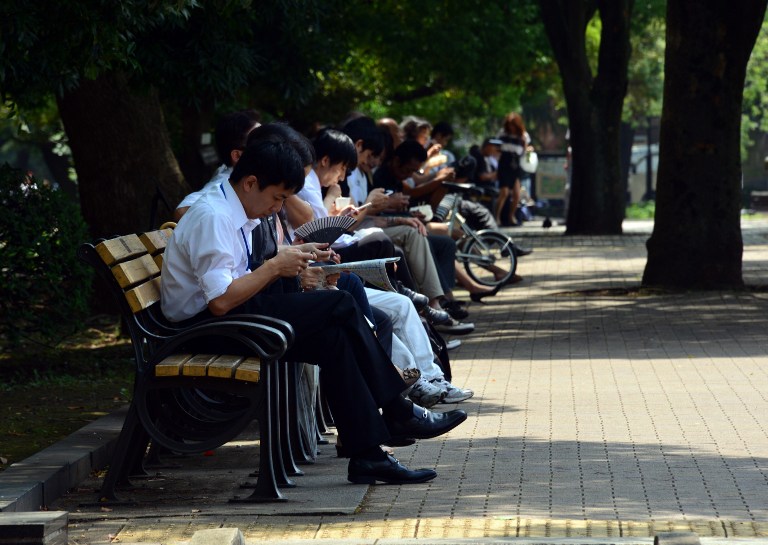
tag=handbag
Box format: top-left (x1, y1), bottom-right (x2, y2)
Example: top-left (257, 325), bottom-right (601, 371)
top-left (520, 150), bottom-right (539, 174)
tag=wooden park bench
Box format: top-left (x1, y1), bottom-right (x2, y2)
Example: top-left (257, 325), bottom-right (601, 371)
top-left (78, 228), bottom-right (298, 503)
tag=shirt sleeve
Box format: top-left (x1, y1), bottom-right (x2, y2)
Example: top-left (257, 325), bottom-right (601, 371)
top-left (186, 210), bottom-right (239, 304)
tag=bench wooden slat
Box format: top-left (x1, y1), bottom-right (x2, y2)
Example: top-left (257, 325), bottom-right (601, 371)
top-left (140, 229), bottom-right (173, 255)
top-left (207, 355), bottom-right (247, 379)
top-left (154, 354), bottom-right (261, 383)
top-left (112, 254), bottom-right (159, 289)
top-left (182, 354), bottom-right (219, 377)
top-left (153, 254), bottom-right (164, 269)
top-left (95, 234), bottom-right (146, 266)
top-left (125, 277), bottom-right (161, 313)
top-left (155, 353), bottom-right (194, 376)
top-left (234, 358), bottom-right (261, 382)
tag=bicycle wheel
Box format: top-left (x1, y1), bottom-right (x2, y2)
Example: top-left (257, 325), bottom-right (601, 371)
top-left (461, 230), bottom-right (517, 287)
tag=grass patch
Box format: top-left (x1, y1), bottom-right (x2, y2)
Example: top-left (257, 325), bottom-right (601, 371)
top-left (0, 314), bottom-right (133, 470)
top-left (625, 200), bottom-right (655, 219)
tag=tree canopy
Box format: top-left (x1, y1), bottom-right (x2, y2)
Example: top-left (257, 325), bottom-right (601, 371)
top-left (1, 0), bottom-right (767, 292)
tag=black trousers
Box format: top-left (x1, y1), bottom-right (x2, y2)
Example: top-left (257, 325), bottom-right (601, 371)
top-left (245, 289), bottom-right (406, 455)
top-left (428, 234), bottom-right (457, 292)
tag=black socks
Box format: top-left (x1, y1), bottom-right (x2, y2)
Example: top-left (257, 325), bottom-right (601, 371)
top-left (357, 445), bottom-right (388, 461)
top-left (383, 395), bottom-right (414, 422)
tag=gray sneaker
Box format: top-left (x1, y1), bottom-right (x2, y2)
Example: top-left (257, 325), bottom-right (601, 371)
top-left (408, 377), bottom-right (447, 408)
top-left (433, 318), bottom-right (475, 335)
top-left (431, 377), bottom-right (474, 403)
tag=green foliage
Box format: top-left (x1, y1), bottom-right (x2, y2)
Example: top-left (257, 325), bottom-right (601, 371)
top-left (0, 164), bottom-right (92, 347)
top-left (0, 0), bottom-right (198, 107)
top-left (303, 0), bottom-right (555, 131)
top-left (625, 199), bottom-right (656, 219)
top-left (624, 16), bottom-right (666, 124)
top-left (742, 11), bottom-right (768, 159)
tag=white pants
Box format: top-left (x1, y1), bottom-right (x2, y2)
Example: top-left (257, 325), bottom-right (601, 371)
top-left (365, 288), bottom-right (444, 382)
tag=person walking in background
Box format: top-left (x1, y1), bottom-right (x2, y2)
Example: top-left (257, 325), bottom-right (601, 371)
top-left (495, 112), bottom-right (530, 226)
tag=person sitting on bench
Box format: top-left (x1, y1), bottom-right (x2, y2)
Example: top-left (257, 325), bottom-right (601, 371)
top-left (160, 132), bottom-right (467, 485)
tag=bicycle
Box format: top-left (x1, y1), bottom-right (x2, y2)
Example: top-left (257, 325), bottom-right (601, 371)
top-left (433, 181), bottom-right (517, 287)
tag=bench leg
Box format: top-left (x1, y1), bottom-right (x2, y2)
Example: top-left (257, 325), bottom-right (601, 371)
top-left (98, 403), bottom-right (148, 503)
top-left (270, 365), bottom-right (296, 487)
top-left (278, 364), bottom-right (306, 473)
top-left (289, 363), bottom-right (317, 462)
top-left (231, 360), bottom-right (286, 502)
top-left (315, 382), bottom-right (333, 436)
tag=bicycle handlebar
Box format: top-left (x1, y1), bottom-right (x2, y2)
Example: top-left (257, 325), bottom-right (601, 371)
top-left (442, 181), bottom-right (484, 197)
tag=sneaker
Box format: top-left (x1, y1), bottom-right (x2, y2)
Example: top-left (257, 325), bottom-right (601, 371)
top-left (431, 377), bottom-right (474, 403)
top-left (408, 377), bottom-right (447, 408)
top-left (433, 318), bottom-right (475, 335)
top-left (445, 339), bottom-right (462, 351)
top-left (421, 305), bottom-right (451, 325)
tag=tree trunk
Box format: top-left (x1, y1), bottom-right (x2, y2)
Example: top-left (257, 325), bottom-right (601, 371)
top-left (642, 0), bottom-right (767, 289)
top-left (539, 0), bottom-right (633, 234)
top-left (57, 72), bottom-right (190, 239)
top-left (176, 100), bottom-right (217, 192)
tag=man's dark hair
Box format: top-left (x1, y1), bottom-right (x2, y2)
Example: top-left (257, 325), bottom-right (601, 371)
top-left (230, 137), bottom-right (305, 193)
top-left (400, 116), bottom-right (431, 141)
top-left (215, 110), bottom-right (261, 166)
top-left (431, 121), bottom-right (454, 138)
top-left (247, 122), bottom-right (316, 167)
top-left (393, 139), bottom-right (428, 165)
top-left (312, 128), bottom-right (358, 170)
top-left (340, 116), bottom-right (384, 156)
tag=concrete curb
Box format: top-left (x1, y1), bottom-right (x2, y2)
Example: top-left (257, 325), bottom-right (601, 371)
top-left (0, 407), bottom-right (125, 512)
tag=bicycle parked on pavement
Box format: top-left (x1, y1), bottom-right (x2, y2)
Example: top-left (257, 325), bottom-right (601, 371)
top-left (432, 181), bottom-right (517, 287)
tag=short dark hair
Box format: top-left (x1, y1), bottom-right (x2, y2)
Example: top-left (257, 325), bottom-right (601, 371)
top-left (340, 116), bottom-right (384, 156)
top-left (431, 121), bottom-right (454, 138)
top-left (246, 122), bottom-right (316, 167)
top-left (393, 139), bottom-right (428, 164)
top-left (230, 137), bottom-right (305, 193)
top-left (215, 110), bottom-right (261, 166)
top-left (400, 116), bottom-right (431, 141)
top-left (312, 129), bottom-right (358, 170)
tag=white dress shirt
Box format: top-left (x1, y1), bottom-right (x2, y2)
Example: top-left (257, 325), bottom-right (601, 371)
top-left (346, 167), bottom-right (368, 206)
top-left (177, 164), bottom-right (232, 210)
top-left (161, 180), bottom-right (259, 322)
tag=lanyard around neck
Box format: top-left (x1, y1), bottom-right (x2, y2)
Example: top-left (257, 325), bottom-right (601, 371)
top-left (219, 183), bottom-right (252, 271)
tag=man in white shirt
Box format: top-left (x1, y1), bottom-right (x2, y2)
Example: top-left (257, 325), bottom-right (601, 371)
top-left (161, 133), bottom-right (467, 484)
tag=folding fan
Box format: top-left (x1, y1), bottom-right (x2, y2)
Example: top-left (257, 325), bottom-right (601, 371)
top-left (294, 215), bottom-right (357, 245)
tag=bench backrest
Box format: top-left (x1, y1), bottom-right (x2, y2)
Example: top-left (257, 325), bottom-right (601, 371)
top-left (91, 228), bottom-right (173, 314)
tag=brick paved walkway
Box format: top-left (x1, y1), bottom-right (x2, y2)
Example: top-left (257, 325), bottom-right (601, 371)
top-left (66, 220), bottom-right (768, 543)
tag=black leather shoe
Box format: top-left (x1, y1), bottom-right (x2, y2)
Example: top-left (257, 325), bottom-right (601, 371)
top-left (382, 437), bottom-right (416, 448)
top-left (469, 284), bottom-right (502, 303)
top-left (348, 454), bottom-right (437, 484)
top-left (514, 245), bottom-right (533, 257)
top-left (441, 299), bottom-right (469, 320)
top-left (398, 284), bottom-right (429, 311)
top-left (421, 305), bottom-right (451, 325)
top-left (387, 407), bottom-right (467, 442)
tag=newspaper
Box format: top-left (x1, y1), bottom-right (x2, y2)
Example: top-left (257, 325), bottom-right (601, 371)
top-left (318, 257), bottom-right (400, 292)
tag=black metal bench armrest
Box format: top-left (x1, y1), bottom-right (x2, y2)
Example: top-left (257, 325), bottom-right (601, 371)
top-left (149, 319), bottom-right (290, 367)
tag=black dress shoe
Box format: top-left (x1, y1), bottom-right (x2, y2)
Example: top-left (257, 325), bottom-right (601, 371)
top-left (469, 284), bottom-right (501, 303)
top-left (421, 306), bottom-right (451, 325)
top-left (514, 245), bottom-right (533, 257)
top-left (382, 437), bottom-right (416, 448)
top-left (386, 407), bottom-right (467, 442)
top-left (348, 454), bottom-right (437, 484)
top-left (441, 299), bottom-right (469, 320)
top-left (397, 284), bottom-right (429, 311)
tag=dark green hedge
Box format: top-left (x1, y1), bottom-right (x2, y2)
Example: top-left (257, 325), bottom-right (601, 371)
top-left (0, 164), bottom-right (92, 347)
